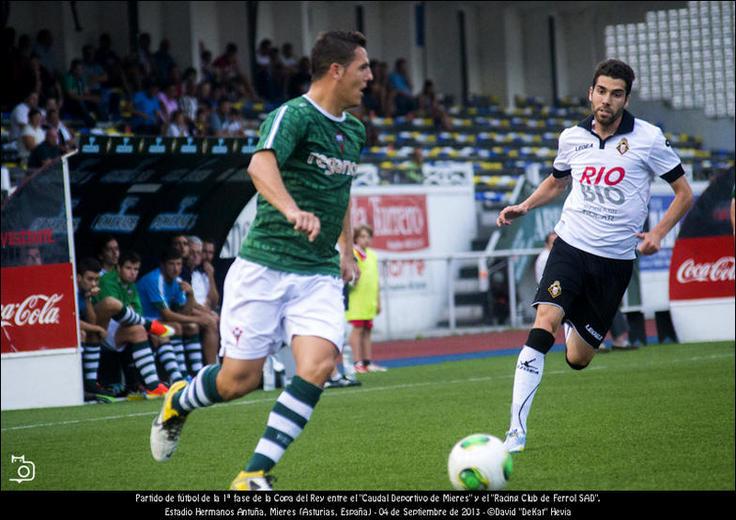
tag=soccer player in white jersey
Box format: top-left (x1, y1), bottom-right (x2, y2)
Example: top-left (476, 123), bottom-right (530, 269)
top-left (496, 59), bottom-right (694, 453)
top-left (150, 31), bottom-right (372, 490)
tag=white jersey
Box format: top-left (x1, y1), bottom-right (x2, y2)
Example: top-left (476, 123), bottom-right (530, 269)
top-left (552, 110), bottom-right (683, 260)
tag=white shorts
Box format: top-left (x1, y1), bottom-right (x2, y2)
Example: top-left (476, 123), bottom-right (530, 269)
top-left (219, 257), bottom-right (345, 361)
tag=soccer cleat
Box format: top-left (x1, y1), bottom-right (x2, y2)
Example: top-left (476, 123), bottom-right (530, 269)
top-left (503, 429), bottom-right (526, 453)
top-left (354, 363), bottom-right (369, 374)
top-left (229, 470), bottom-right (274, 491)
top-left (150, 380), bottom-right (189, 462)
top-left (146, 383), bottom-right (170, 399)
top-left (149, 320), bottom-right (175, 338)
top-left (324, 375), bottom-right (363, 389)
top-left (366, 362), bottom-right (388, 372)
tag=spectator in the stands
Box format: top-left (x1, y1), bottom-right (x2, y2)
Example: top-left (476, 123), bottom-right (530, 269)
top-left (223, 107), bottom-right (245, 137)
top-left (227, 75), bottom-right (259, 104)
top-left (137, 32), bottom-right (153, 76)
top-left (62, 59), bottom-right (99, 127)
top-left (416, 79), bottom-right (451, 130)
top-left (193, 106), bottom-right (212, 137)
top-left (81, 44), bottom-right (107, 97)
top-left (389, 58), bottom-right (416, 116)
top-left (254, 39), bottom-right (273, 99)
top-left (18, 108), bottom-right (45, 163)
top-left (213, 42), bottom-right (242, 82)
top-left (81, 44), bottom-right (115, 120)
top-left (158, 83), bottom-right (179, 123)
top-left (166, 109), bottom-right (190, 137)
top-left (32, 29), bottom-right (58, 76)
top-left (268, 47), bottom-right (288, 103)
top-left (153, 38), bottom-right (177, 86)
top-left (94, 33), bottom-right (122, 87)
top-left (96, 235), bottom-right (120, 275)
top-left (287, 56), bottom-right (311, 99)
top-left (27, 125), bottom-right (63, 169)
top-left (281, 42), bottom-right (298, 71)
top-left (199, 43), bottom-right (216, 85)
top-left (179, 78), bottom-right (198, 124)
top-left (210, 97), bottom-right (234, 136)
top-left (28, 53), bottom-right (62, 108)
top-left (10, 91), bottom-right (39, 140)
top-left (46, 108), bottom-right (77, 152)
top-left (196, 80), bottom-right (214, 110)
top-left (131, 79), bottom-right (163, 135)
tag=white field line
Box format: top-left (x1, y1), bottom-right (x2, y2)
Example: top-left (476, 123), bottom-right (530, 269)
top-left (2, 351), bottom-right (733, 433)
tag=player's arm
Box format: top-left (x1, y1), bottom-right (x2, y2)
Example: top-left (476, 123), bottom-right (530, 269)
top-left (496, 174), bottom-right (571, 227)
top-left (338, 198), bottom-right (359, 284)
top-left (636, 175), bottom-right (694, 255)
top-left (247, 151), bottom-right (320, 242)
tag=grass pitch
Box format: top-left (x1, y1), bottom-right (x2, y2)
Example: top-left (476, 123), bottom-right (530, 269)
top-left (1, 341), bottom-right (733, 491)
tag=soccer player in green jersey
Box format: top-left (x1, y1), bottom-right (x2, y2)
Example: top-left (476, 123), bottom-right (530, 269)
top-left (150, 31), bottom-right (372, 490)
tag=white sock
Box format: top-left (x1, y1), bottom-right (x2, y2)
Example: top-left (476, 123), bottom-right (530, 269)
top-left (509, 346), bottom-right (545, 435)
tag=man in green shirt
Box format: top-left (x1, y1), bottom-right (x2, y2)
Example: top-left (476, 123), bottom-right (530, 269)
top-left (95, 250), bottom-right (172, 398)
top-left (151, 31), bottom-right (372, 490)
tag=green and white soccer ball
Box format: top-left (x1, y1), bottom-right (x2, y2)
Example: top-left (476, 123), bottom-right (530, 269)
top-left (448, 433), bottom-right (513, 490)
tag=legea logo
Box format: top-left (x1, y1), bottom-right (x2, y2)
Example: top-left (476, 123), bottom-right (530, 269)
top-left (676, 257), bottom-right (735, 284)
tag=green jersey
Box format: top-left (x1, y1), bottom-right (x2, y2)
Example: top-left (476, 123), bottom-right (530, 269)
top-left (95, 270), bottom-right (143, 314)
top-left (240, 95), bottom-right (366, 277)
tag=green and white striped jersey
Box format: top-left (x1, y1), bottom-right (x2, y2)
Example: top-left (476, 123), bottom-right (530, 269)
top-left (240, 95), bottom-right (366, 276)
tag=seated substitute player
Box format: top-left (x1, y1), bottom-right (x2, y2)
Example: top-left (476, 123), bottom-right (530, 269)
top-left (187, 235), bottom-right (221, 364)
top-left (137, 247), bottom-right (216, 379)
top-left (76, 257), bottom-right (112, 399)
top-left (94, 250), bottom-right (173, 398)
top-left (496, 59), bottom-right (693, 453)
top-left (96, 235), bottom-right (120, 275)
top-left (150, 30), bottom-right (372, 490)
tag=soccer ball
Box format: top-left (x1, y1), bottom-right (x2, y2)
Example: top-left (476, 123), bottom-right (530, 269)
top-left (448, 433), bottom-right (513, 490)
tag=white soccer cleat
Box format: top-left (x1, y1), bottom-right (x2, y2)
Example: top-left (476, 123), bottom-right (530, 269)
top-left (150, 380), bottom-right (188, 462)
top-left (503, 429), bottom-right (526, 453)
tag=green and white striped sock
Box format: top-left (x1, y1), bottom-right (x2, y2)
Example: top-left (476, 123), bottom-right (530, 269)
top-left (172, 364), bottom-right (224, 414)
top-left (130, 341), bottom-right (160, 390)
top-left (245, 375), bottom-right (322, 473)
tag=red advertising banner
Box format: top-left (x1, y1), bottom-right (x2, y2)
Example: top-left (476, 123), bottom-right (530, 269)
top-left (351, 194), bottom-right (430, 252)
top-left (669, 236), bottom-right (735, 301)
top-left (1, 263), bottom-right (78, 353)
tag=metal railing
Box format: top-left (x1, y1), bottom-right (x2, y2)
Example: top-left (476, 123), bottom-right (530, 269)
top-left (375, 248), bottom-right (543, 340)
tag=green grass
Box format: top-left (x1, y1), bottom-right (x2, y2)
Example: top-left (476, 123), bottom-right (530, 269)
top-left (2, 341), bottom-right (734, 491)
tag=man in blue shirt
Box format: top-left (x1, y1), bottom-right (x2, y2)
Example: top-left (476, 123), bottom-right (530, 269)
top-left (138, 247), bottom-right (216, 380)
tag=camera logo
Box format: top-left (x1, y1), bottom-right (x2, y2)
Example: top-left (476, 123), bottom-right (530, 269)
top-left (9, 455), bottom-right (36, 483)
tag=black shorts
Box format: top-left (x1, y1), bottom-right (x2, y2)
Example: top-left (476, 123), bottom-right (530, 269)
top-left (533, 237), bottom-right (634, 348)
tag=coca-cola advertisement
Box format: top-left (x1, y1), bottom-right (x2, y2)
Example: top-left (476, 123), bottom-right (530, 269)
top-left (669, 169), bottom-right (735, 342)
top-left (350, 194), bottom-right (430, 252)
top-left (670, 237), bottom-right (735, 301)
top-left (1, 263), bottom-right (78, 353)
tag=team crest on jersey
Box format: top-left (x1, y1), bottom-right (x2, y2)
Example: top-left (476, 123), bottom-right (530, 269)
top-left (616, 138), bottom-right (629, 155)
top-left (548, 280), bottom-right (562, 298)
top-left (336, 133), bottom-right (345, 154)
